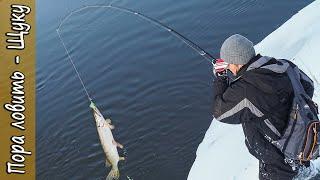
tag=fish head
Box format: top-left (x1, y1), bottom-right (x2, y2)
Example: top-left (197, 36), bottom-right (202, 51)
top-left (89, 101), bottom-right (112, 125)
top-left (89, 101), bottom-right (96, 109)
top-left (89, 102), bottom-right (102, 121)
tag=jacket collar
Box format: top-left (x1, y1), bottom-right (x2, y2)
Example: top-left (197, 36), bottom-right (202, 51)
top-left (235, 54), bottom-right (262, 78)
top-left (233, 54), bottom-right (290, 80)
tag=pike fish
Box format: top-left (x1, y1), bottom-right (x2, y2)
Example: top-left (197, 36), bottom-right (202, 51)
top-left (90, 102), bottom-right (125, 180)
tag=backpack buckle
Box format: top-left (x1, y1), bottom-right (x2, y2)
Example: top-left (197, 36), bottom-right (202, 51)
top-left (314, 102), bottom-right (319, 114)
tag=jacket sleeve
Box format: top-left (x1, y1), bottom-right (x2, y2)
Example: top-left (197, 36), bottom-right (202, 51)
top-left (212, 77), bottom-right (252, 124)
top-left (299, 69), bottom-right (314, 98)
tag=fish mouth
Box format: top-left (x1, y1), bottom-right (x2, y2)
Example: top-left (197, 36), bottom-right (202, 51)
top-left (89, 102), bottom-right (103, 118)
top-left (89, 101), bottom-right (96, 109)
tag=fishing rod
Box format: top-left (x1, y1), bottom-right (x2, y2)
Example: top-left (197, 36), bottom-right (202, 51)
top-left (57, 4), bottom-right (217, 101)
top-left (57, 4), bottom-right (217, 64)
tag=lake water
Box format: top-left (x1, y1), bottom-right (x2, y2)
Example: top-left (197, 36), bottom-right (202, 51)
top-left (36, 0), bottom-right (313, 179)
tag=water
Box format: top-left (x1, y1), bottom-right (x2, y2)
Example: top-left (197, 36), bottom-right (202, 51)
top-left (36, 0), bottom-right (313, 179)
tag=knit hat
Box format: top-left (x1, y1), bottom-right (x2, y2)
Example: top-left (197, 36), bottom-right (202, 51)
top-left (220, 34), bottom-right (256, 65)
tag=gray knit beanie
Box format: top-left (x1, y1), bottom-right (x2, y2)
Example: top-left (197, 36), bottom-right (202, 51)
top-left (220, 34), bottom-right (256, 65)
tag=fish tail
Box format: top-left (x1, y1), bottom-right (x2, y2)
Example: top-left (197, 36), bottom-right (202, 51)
top-left (106, 167), bottom-right (120, 180)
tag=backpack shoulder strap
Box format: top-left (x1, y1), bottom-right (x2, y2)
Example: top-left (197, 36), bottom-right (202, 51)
top-left (279, 59), bottom-right (314, 98)
top-left (283, 63), bottom-right (306, 96)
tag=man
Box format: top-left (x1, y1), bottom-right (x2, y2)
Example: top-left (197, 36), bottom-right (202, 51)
top-left (212, 34), bottom-right (313, 179)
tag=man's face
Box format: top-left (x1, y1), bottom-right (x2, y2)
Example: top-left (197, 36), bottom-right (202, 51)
top-left (227, 64), bottom-right (239, 76)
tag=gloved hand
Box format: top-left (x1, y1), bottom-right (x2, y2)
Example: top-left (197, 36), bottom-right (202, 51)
top-left (213, 58), bottom-right (228, 77)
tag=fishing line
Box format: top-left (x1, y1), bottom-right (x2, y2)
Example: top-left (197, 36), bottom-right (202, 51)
top-left (56, 29), bottom-right (92, 101)
top-left (56, 4), bottom-right (217, 101)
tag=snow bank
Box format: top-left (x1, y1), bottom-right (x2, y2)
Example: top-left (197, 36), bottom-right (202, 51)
top-left (188, 1), bottom-right (320, 179)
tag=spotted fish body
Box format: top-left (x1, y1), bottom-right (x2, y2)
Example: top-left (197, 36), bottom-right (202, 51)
top-left (90, 102), bottom-right (124, 180)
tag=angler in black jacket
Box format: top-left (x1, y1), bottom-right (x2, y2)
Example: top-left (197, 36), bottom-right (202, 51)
top-left (212, 34), bottom-right (314, 180)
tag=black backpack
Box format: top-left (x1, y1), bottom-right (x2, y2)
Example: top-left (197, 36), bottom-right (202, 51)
top-left (272, 60), bottom-right (319, 168)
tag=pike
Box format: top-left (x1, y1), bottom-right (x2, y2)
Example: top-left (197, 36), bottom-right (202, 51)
top-left (90, 102), bottom-right (125, 180)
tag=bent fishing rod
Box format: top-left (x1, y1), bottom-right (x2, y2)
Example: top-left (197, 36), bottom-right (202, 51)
top-left (56, 4), bottom-right (217, 102)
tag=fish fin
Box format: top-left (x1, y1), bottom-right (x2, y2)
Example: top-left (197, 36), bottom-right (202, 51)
top-left (106, 167), bottom-right (120, 180)
top-left (103, 121), bottom-right (110, 127)
top-left (112, 140), bottom-right (123, 149)
top-left (109, 124), bottom-right (115, 130)
top-left (116, 142), bottom-right (124, 149)
top-left (105, 118), bottom-right (112, 124)
top-left (119, 156), bottom-right (125, 161)
top-left (105, 160), bottom-right (112, 167)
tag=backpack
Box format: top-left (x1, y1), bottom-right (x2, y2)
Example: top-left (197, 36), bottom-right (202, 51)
top-left (272, 60), bottom-right (319, 167)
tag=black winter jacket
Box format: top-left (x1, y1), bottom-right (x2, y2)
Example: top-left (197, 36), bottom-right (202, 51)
top-left (212, 54), bottom-right (314, 165)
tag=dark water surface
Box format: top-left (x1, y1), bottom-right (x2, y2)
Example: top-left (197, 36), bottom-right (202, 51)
top-left (36, 0), bottom-right (312, 179)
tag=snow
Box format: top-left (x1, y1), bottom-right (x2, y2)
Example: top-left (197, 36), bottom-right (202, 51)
top-left (187, 1), bottom-right (320, 180)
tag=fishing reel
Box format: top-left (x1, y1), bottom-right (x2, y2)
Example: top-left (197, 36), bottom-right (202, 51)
top-left (213, 58), bottom-right (229, 78)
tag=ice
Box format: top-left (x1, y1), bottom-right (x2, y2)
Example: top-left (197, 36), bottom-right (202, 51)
top-left (188, 1), bottom-right (320, 179)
